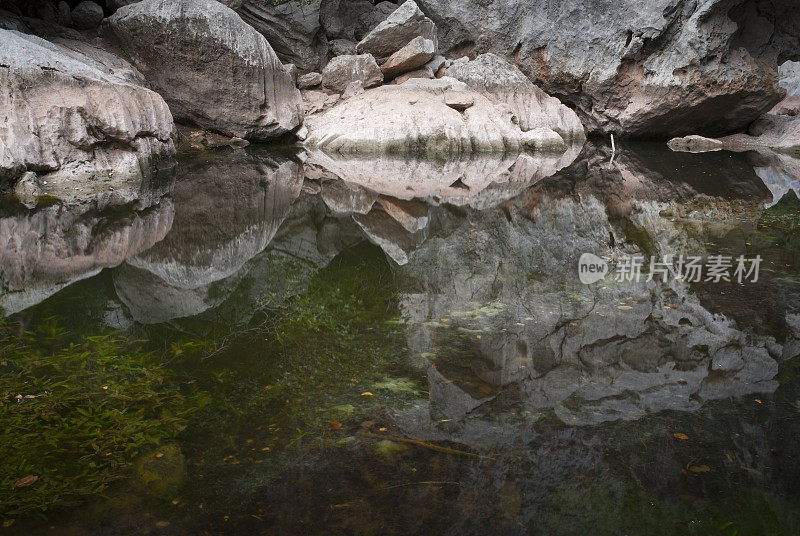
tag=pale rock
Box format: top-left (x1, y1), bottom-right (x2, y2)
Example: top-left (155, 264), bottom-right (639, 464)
top-left (356, 0), bottom-right (437, 59)
top-left (380, 36), bottom-right (436, 79)
top-left (298, 72), bottom-right (323, 89)
top-left (322, 53), bottom-right (383, 92)
top-left (667, 135), bottom-right (724, 153)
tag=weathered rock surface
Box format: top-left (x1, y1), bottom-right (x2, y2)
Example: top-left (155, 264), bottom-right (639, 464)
top-left (321, 53), bottom-right (383, 92)
top-left (109, 0), bottom-right (303, 141)
top-left (237, 0), bottom-right (328, 73)
top-left (779, 61), bottom-right (800, 98)
top-left (356, 0), bottom-right (437, 59)
top-left (305, 77), bottom-right (575, 155)
top-left (298, 72), bottom-right (323, 89)
top-left (380, 36), bottom-right (435, 79)
top-left (444, 54), bottom-right (585, 143)
top-left (321, 0), bottom-right (398, 42)
top-left (418, 0), bottom-right (800, 138)
top-left (0, 29), bottom-right (175, 190)
top-left (329, 38), bottom-right (357, 57)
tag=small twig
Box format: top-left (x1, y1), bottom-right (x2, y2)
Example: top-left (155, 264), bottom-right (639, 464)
top-left (379, 481), bottom-right (461, 490)
top-left (361, 432), bottom-right (496, 460)
top-left (610, 133), bottom-right (617, 164)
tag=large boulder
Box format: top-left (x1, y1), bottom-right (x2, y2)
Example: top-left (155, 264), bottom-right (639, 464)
top-left (0, 29), bottom-right (174, 191)
top-left (321, 0), bottom-right (397, 42)
top-left (108, 0), bottom-right (303, 141)
top-left (418, 0), bottom-right (800, 138)
top-left (304, 77), bottom-right (573, 155)
top-left (444, 54), bottom-right (585, 143)
top-left (237, 0), bottom-right (328, 73)
top-left (780, 61), bottom-right (800, 98)
top-left (381, 36), bottom-right (435, 79)
top-left (321, 54), bottom-right (383, 92)
top-left (71, 1), bottom-right (104, 30)
top-left (356, 0), bottom-right (437, 59)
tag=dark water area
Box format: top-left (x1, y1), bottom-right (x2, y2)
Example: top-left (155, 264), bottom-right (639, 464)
top-left (2, 141), bottom-right (800, 535)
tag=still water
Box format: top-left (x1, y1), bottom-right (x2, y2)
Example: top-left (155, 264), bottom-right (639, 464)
top-left (1, 141), bottom-right (800, 535)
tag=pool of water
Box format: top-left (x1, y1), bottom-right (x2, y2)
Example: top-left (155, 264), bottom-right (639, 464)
top-left (1, 141), bottom-right (800, 535)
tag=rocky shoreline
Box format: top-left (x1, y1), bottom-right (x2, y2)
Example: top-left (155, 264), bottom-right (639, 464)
top-left (1, 0), bottom-right (799, 202)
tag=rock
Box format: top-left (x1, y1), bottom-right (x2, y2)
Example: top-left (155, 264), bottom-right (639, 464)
top-left (425, 54), bottom-right (446, 74)
top-left (356, 0), bottom-right (437, 59)
top-left (237, 0), bottom-right (328, 73)
top-left (380, 36), bottom-right (436, 79)
top-left (71, 1), bottom-right (104, 30)
top-left (720, 114), bottom-right (800, 156)
top-left (418, 0), bottom-right (799, 137)
top-left (305, 77), bottom-right (574, 155)
top-left (13, 172), bottom-right (42, 209)
top-left (0, 29), bottom-right (175, 190)
top-left (342, 80), bottom-right (365, 100)
top-left (444, 54), bottom-right (584, 143)
top-left (109, 0), bottom-right (303, 141)
top-left (133, 445), bottom-right (185, 499)
top-left (321, 53), bottom-right (383, 92)
top-left (393, 68), bottom-right (433, 85)
top-left (298, 72), bottom-right (323, 89)
top-left (329, 39), bottom-right (357, 57)
top-left (444, 91), bottom-right (474, 111)
top-left (321, 0), bottom-right (398, 42)
top-left (105, 0), bottom-right (141, 10)
top-left (779, 61), bottom-right (800, 98)
top-left (771, 96), bottom-right (800, 117)
top-left (57, 1), bottom-right (71, 26)
top-left (668, 135), bottom-right (724, 153)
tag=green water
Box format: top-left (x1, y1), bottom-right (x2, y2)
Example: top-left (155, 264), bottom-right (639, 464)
top-left (1, 142), bottom-right (800, 535)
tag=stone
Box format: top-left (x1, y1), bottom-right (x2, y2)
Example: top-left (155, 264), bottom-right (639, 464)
top-left (71, 0), bottom-right (104, 30)
top-left (779, 61), bottom-right (800, 98)
top-left (109, 0), bottom-right (303, 141)
top-left (418, 0), bottom-right (800, 137)
top-left (667, 135), bottom-right (724, 153)
top-left (321, 54), bottom-right (383, 92)
top-left (237, 0), bottom-right (328, 73)
top-left (298, 72), bottom-right (323, 89)
top-left (393, 68), bottom-right (433, 85)
top-left (57, 1), bottom-right (71, 26)
top-left (321, 0), bottom-right (398, 42)
top-left (356, 0), bottom-right (437, 59)
top-left (424, 54), bottom-right (446, 74)
top-left (443, 91), bottom-right (474, 111)
top-left (13, 172), bottom-right (41, 209)
top-left (721, 113), bottom-right (800, 157)
top-left (305, 77), bottom-right (574, 155)
top-left (0, 29), bottom-right (175, 191)
top-left (771, 96), bottom-right (800, 117)
top-left (329, 39), bottom-right (357, 57)
top-left (380, 36), bottom-right (436, 79)
top-left (342, 80), bottom-right (365, 100)
top-left (444, 54), bottom-right (584, 143)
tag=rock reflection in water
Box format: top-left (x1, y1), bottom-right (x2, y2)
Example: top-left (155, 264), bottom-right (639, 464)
top-left (0, 178), bottom-right (174, 316)
top-left (113, 148), bottom-right (304, 324)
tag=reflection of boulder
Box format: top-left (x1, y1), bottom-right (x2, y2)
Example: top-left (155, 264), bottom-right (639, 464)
top-left (113, 149), bottom-right (303, 323)
top-left (0, 185), bottom-right (174, 316)
top-left (747, 150), bottom-right (800, 207)
top-left (388, 146), bottom-right (795, 436)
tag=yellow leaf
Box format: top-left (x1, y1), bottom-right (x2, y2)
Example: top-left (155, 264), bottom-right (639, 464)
top-left (673, 433), bottom-right (690, 440)
top-left (361, 392), bottom-right (374, 396)
top-left (617, 306), bottom-right (634, 310)
top-left (689, 465), bottom-right (710, 473)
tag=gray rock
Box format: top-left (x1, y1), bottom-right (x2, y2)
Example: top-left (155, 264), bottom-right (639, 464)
top-left (444, 54), bottom-right (585, 143)
top-left (0, 29), bottom-right (175, 191)
top-left (329, 38), bottom-right (357, 56)
top-left (356, 0), bottom-right (437, 59)
top-left (105, 0), bottom-right (141, 10)
top-left (237, 0), bottom-right (328, 73)
top-left (71, 1), bottom-right (103, 30)
top-left (443, 90), bottom-right (473, 111)
top-left (321, 53), bottom-right (383, 92)
top-left (342, 80), bottom-right (365, 100)
top-left (298, 72), bottom-right (323, 89)
top-left (381, 36), bottom-right (435, 79)
top-left (109, 0), bottom-right (303, 141)
top-left (418, 0), bottom-right (799, 137)
top-left (305, 77), bottom-right (574, 155)
top-left (780, 61), bottom-right (800, 98)
top-left (321, 0), bottom-right (398, 42)
top-left (393, 68), bottom-right (433, 85)
top-left (13, 172), bottom-right (42, 209)
top-left (57, 1), bottom-right (71, 26)
top-left (667, 135), bottom-right (724, 153)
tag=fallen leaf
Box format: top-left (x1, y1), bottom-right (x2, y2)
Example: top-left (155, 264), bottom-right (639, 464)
top-left (329, 421), bottom-right (342, 430)
top-left (361, 392), bottom-right (374, 397)
top-left (2, 520), bottom-right (14, 528)
top-left (755, 399), bottom-right (762, 404)
top-left (617, 306), bottom-right (633, 310)
top-left (673, 433), bottom-right (690, 440)
top-left (13, 476), bottom-right (38, 488)
top-left (689, 465), bottom-right (710, 473)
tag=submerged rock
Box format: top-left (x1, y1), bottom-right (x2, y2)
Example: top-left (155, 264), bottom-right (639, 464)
top-left (305, 77), bottom-right (576, 155)
top-left (109, 0), bottom-right (303, 141)
top-left (0, 29), bottom-right (175, 190)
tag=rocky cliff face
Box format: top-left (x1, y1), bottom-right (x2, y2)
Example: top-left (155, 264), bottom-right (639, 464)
top-left (417, 0), bottom-right (800, 137)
